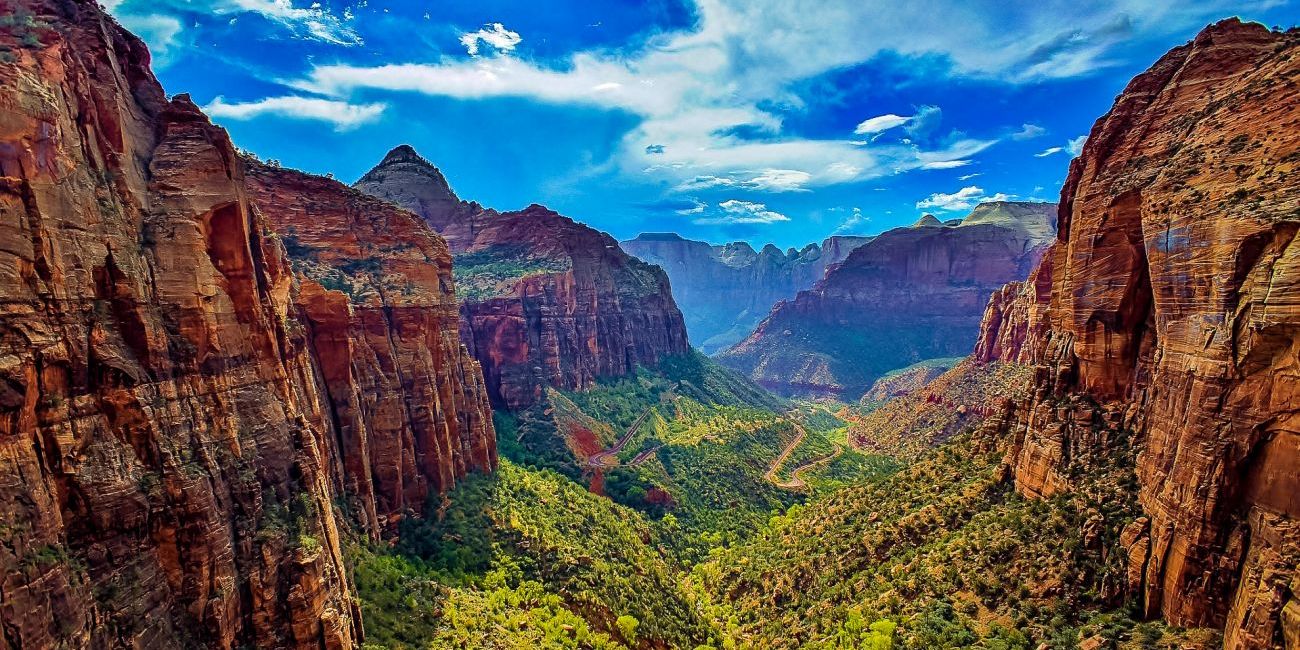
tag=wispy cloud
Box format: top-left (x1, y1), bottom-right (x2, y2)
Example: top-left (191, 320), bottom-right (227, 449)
top-left (833, 207), bottom-right (870, 234)
top-left (204, 96), bottom-right (386, 130)
top-left (916, 185), bottom-right (1014, 212)
top-left (116, 13), bottom-right (183, 54)
top-left (1035, 146), bottom-right (1064, 157)
top-left (1067, 135), bottom-right (1088, 155)
top-left (854, 114), bottom-right (911, 135)
top-left (460, 23), bottom-right (522, 56)
top-left (1012, 123), bottom-right (1047, 140)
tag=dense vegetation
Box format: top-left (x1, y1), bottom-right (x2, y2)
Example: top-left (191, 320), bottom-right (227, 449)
top-left (352, 357), bottom-right (1214, 649)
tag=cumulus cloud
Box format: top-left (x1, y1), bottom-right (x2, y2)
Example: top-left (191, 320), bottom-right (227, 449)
top-left (1067, 135), bottom-right (1088, 155)
top-left (695, 199), bottom-right (790, 225)
top-left (916, 186), bottom-right (1014, 212)
top-left (204, 96), bottom-right (386, 130)
top-left (460, 23), bottom-right (522, 56)
top-left (1012, 123), bottom-right (1047, 140)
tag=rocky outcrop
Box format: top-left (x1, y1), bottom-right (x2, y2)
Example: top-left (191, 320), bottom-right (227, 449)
top-left (0, 1), bottom-right (494, 647)
top-left (621, 233), bottom-right (873, 353)
top-left (244, 162), bottom-right (496, 533)
top-left (718, 201), bottom-right (1055, 398)
top-left (976, 20), bottom-right (1300, 648)
top-left (356, 147), bottom-right (691, 409)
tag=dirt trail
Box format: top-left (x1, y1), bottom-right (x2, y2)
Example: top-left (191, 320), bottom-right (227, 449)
top-left (586, 385), bottom-right (676, 469)
top-left (775, 444), bottom-right (844, 489)
top-left (763, 423), bottom-right (807, 484)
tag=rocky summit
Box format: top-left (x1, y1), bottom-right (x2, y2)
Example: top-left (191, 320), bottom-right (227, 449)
top-left (355, 147), bottom-right (691, 409)
top-left (717, 201), bottom-right (1056, 399)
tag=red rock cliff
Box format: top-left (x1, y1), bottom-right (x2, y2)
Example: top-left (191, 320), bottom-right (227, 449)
top-left (0, 1), bottom-right (494, 646)
top-left (244, 163), bottom-right (496, 533)
top-left (976, 20), bottom-right (1300, 649)
top-left (355, 148), bottom-right (691, 409)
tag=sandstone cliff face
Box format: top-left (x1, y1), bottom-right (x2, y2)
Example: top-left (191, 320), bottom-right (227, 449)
top-left (244, 163), bottom-right (496, 533)
top-left (0, 1), bottom-right (494, 647)
top-left (718, 201), bottom-right (1055, 398)
top-left (356, 148), bottom-right (691, 409)
top-left (975, 20), bottom-right (1299, 649)
top-left (621, 233), bottom-right (872, 353)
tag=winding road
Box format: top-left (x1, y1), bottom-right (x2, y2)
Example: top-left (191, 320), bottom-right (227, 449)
top-left (764, 422), bottom-right (844, 489)
top-left (586, 385), bottom-right (676, 469)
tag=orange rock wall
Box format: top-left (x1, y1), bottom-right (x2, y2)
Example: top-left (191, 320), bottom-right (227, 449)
top-left (977, 20), bottom-right (1300, 648)
top-left (0, 1), bottom-right (494, 647)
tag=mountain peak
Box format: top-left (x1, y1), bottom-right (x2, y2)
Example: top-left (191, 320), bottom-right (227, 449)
top-left (355, 144), bottom-right (460, 208)
top-left (379, 144), bottom-right (431, 166)
top-left (912, 214), bottom-right (943, 228)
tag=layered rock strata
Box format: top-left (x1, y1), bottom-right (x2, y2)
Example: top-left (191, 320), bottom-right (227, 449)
top-left (975, 20), bottom-right (1300, 649)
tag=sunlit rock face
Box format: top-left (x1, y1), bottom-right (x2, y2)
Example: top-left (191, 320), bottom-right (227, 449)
top-left (621, 233), bottom-right (873, 354)
top-left (356, 148), bottom-right (691, 410)
top-left (0, 1), bottom-right (495, 646)
top-left (974, 20), bottom-right (1300, 649)
top-left (718, 201), bottom-right (1055, 399)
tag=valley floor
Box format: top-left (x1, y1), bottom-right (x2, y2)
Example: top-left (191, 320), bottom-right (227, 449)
top-left (351, 355), bottom-right (1222, 649)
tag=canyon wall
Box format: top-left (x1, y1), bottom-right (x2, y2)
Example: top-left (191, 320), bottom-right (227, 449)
top-left (976, 20), bottom-right (1299, 649)
top-left (356, 147), bottom-right (691, 409)
top-left (621, 233), bottom-right (872, 353)
top-left (718, 201), bottom-right (1055, 399)
top-left (0, 1), bottom-right (494, 646)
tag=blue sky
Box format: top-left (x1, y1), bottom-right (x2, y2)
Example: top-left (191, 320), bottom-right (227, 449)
top-left (107, 0), bottom-right (1296, 248)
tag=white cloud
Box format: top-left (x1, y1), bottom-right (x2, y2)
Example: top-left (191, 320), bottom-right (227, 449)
top-left (833, 207), bottom-right (870, 234)
top-left (745, 169), bottom-right (813, 192)
top-left (460, 23), bottom-right (522, 56)
top-left (1012, 123), bottom-right (1047, 140)
top-left (854, 114), bottom-right (911, 135)
top-left (916, 185), bottom-right (1014, 212)
top-left (225, 0), bottom-right (360, 45)
top-left (1035, 146), bottom-right (1064, 157)
top-left (920, 159), bottom-right (971, 170)
top-left (676, 199), bottom-right (707, 215)
top-left (204, 96), bottom-right (386, 130)
top-left (116, 13), bottom-right (183, 53)
top-left (695, 199), bottom-right (790, 225)
top-left (263, 0), bottom-right (1258, 193)
top-left (1067, 135), bottom-right (1088, 155)
top-left (958, 172), bottom-right (982, 180)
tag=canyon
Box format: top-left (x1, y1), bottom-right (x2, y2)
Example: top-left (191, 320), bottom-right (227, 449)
top-left (974, 19), bottom-right (1300, 649)
top-left (354, 146), bottom-right (691, 410)
top-left (621, 232), bottom-right (872, 353)
top-left (718, 201), bottom-right (1056, 399)
top-left (0, 0), bottom-right (1297, 648)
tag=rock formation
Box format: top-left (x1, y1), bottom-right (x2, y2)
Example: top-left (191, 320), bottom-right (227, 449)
top-left (718, 201), bottom-right (1055, 398)
top-left (621, 233), bottom-right (873, 353)
top-left (974, 20), bottom-right (1299, 649)
top-left (0, 1), bottom-right (494, 646)
top-left (356, 147), bottom-right (691, 409)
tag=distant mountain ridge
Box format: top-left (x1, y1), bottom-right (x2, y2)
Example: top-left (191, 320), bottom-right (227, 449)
top-left (717, 200), bottom-right (1056, 398)
top-left (621, 233), bottom-right (873, 353)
